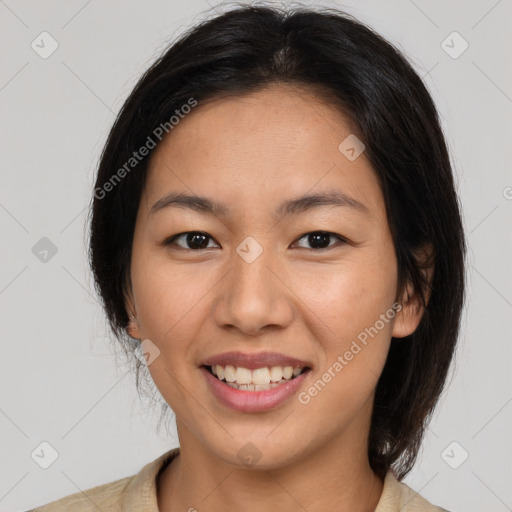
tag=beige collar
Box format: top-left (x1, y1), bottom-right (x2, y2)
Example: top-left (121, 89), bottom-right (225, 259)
top-left (121, 447), bottom-right (445, 511)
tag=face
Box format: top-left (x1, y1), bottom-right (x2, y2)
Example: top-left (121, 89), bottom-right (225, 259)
top-left (126, 83), bottom-right (423, 469)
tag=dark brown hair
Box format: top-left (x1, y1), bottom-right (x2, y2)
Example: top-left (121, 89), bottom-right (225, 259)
top-left (87, 4), bottom-right (467, 480)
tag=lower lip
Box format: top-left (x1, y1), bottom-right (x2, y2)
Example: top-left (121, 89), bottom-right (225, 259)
top-left (200, 366), bottom-right (310, 413)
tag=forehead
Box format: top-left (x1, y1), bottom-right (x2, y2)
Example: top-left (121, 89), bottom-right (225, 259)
top-left (142, 84), bottom-right (384, 219)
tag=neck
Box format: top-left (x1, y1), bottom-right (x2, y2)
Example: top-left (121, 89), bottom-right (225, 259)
top-left (157, 422), bottom-right (384, 512)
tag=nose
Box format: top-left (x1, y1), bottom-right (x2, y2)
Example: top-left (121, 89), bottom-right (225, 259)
top-left (213, 243), bottom-right (294, 336)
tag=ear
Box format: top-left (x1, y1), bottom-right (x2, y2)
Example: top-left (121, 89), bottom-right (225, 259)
top-left (126, 309), bottom-right (141, 340)
top-left (392, 243), bottom-right (435, 339)
top-left (124, 286), bottom-right (141, 340)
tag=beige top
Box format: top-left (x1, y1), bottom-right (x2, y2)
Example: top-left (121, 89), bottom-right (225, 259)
top-left (29, 447), bottom-right (450, 511)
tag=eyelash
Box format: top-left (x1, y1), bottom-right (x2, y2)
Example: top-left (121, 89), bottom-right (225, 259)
top-left (163, 231), bottom-right (347, 251)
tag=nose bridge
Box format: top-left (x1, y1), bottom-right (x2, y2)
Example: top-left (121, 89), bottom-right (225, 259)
top-left (214, 234), bottom-right (292, 334)
top-left (235, 238), bottom-right (273, 290)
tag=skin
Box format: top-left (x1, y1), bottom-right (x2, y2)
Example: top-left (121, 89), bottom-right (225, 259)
top-left (125, 83), bottom-right (431, 512)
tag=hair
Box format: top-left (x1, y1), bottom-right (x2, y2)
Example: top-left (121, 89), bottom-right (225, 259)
top-left (87, 3), bottom-right (466, 481)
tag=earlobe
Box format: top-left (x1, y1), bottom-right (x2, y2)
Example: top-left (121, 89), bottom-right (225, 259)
top-left (126, 311), bottom-right (141, 339)
top-left (124, 293), bottom-right (141, 339)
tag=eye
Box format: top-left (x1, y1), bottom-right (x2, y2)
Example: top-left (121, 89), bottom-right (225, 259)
top-left (293, 231), bottom-right (346, 250)
top-left (163, 230), bottom-right (346, 251)
top-left (164, 231), bottom-right (219, 250)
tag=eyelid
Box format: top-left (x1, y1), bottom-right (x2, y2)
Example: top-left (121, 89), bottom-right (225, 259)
top-left (293, 231), bottom-right (347, 249)
top-left (163, 231), bottom-right (220, 249)
top-left (163, 230), bottom-right (347, 250)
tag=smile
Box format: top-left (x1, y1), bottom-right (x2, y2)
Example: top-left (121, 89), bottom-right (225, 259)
top-left (201, 365), bottom-right (312, 412)
top-left (207, 364), bottom-right (306, 391)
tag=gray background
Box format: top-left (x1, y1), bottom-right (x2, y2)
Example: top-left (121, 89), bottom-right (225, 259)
top-left (1, 1), bottom-right (511, 511)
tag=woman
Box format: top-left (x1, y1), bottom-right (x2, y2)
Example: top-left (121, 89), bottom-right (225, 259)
top-left (31, 4), bottom-right (465, 511)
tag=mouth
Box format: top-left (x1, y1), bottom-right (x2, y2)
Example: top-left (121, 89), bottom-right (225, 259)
top-left (202, 364), bottom-right (311, 391)
top-left (199, 351), bottom-right (313, 411)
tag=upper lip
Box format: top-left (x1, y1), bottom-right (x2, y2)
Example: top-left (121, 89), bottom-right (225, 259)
top-left (201, 351), bottom-right (312, 370)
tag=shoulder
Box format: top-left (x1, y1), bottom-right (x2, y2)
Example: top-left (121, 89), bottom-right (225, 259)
top-left (26, 475), bottom-right (133, 512)
top-left (377, 471), bottom-right (452, 512)
top-left (27, 447), bottom-right (180, 512)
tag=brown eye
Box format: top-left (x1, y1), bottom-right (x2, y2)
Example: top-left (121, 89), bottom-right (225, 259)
top-left (165, 231), bottom-right (219, 250)
top-left (163, 230), bottom-right (346, 252)
top-left (294, 231), bottom-right (345, 250)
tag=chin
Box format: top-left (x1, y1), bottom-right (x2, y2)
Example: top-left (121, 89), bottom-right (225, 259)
top-left (205, 433), bottom-right (311, 471)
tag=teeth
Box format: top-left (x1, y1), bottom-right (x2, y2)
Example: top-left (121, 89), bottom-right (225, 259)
top-left (240, 383), bottom-right (255, 391)
top-left (252, 367), bottom-right (271, 385)
top-left (269, 366), bottom-right (283, 382)
top-left (227, 381), bottom-right (286, 390)
top-left (209, 364), bottom-right (306, 388)
top-left (224, 365), bottom-right (236, 382)
top-left (235, 367), bottom-right (252, 384)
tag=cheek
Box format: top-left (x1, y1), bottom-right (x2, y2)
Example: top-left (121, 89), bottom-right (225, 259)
top-left (130, 248), bottom-right (215, 346)
top-left (295, 259), bottom-right (396, 430)
top-left (326, 254), bottom-right (396, 388)
top-left (130, 255), bottom-right (214, 414)
top-left (290, 249), bottom-right (397, 421)
top-left (290, 248), bottom-right (397, 344)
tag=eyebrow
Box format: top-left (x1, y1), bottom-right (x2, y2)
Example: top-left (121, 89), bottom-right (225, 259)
top-left (149, 190), bottom-right (370, 218)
